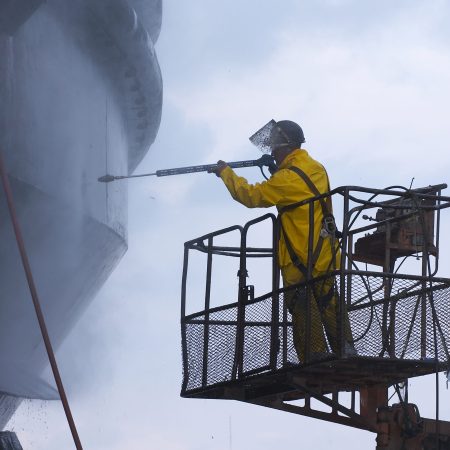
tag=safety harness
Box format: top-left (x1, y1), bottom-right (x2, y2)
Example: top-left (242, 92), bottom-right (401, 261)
top-left (278, 166), bottom-right (356, 355)
top-left (279, 165), bottom-right (339, 280)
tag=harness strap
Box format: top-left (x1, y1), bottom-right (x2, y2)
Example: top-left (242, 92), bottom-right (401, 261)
top-left (288, 166), bottom-right (332, 217)
top-left (279, 165), bottom-right (336, 276)
top-left (280, 224), bottom-right (308, 278)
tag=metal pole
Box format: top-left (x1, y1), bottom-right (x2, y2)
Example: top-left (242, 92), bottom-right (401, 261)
top-left (339, 189), bottom-right (350, 358)
top-left (421, 243), bottom-right (428, 359)
top-left (381, 221), bottom-right (392, 357)
top-left (346, 233), bottom-right (353, 308)
top-left (305, 201), bottom-right (314, 362)
top-left (180, 244), bottom-right (190, 393)
top-left (202, 237), bottom-right (213, 387)
top-left (237, 228), bottom-right (248, 379)
top-left (0, 151), bottom-right (83, 450)
top-left (270, 216), bottom-right (280, 370)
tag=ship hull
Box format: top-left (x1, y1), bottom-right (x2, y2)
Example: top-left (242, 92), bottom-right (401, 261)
top-left (0, 0), bottom-right (162, 428)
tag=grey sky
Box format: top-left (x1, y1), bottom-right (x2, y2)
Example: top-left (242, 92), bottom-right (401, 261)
top-left (7, 0), bottom-right (450, 448)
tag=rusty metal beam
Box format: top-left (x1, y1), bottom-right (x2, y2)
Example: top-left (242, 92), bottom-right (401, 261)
top-left (254, 397), bottom-right (373, 432)
top-left (360, 385), bottom-right (388, 429)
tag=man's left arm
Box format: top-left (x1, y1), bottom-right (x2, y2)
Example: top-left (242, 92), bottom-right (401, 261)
top-left (216, 163), bottom-right (302, 208)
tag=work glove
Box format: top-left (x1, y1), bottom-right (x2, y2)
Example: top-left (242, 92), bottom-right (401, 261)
top-left (208, 160), bottom-right (228, 177)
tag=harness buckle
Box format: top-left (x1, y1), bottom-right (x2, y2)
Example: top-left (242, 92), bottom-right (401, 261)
top-left (321, 214), bottom-right (337, 238)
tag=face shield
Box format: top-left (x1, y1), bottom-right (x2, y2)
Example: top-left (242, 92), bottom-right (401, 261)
top-left (249, 119), bottom-right (292, 154)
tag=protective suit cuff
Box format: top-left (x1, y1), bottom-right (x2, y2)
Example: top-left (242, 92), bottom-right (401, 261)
top-left (219, 165), bottom-right (233, 181)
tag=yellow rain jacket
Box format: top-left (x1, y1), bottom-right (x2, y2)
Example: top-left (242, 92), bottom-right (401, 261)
top-left (220, 148), bottom-right (339, 274)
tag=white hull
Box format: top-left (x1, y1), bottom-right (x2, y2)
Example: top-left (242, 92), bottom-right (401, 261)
top-left (0, 0), bottom-right (162, 428)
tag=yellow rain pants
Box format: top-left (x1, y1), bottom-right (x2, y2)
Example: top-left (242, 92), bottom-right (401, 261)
top-left (282, 263), bottom-right (353, 361)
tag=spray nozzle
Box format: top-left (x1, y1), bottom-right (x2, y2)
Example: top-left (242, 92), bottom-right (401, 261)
top-left (98, 175), bottom-right (116, 183)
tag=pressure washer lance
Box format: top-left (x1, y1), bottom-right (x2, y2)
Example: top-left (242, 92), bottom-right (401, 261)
top-left (98, 154), bottom-right (277, 183)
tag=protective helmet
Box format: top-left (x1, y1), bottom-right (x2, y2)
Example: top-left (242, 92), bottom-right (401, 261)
top-left (249, 119), bottom-right (305, 154)
top-left (276, 120), bottom-right (305, 147)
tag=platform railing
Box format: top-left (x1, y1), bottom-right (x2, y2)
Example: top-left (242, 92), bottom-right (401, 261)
top-left (181, 185), bottom-right (450, 396)
top-left (180, 215), bottom-right (280, 392)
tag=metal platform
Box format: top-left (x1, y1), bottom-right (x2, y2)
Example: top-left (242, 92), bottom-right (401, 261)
top-left (182, 356), bottom-right (446, 402)
top-left (180, 185), bottom-right (450, 441)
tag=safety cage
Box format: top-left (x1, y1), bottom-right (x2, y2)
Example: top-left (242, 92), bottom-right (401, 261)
top-left (180, 184), bottom-right (450, 406)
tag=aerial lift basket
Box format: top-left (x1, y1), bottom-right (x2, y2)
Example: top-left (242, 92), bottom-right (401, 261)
top-left (180, 183), bottom-right (450, 449)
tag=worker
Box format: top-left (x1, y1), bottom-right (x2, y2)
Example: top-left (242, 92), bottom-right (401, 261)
top-left (210, 119), bottom-right (354, 362)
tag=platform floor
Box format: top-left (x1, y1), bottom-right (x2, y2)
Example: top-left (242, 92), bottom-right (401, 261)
top-left (182, 355), bottom-right (447, 402)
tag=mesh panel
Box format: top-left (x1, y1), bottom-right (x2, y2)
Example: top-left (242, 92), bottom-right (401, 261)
top-left (243, 297), bottom-right (273, 373)
top-left (207, 324), bottom-right (237, 385)
top-left (182, 275), bottom-right (450, 393)
top-left (183, 323), bottom-right (204, 391)
top-left (243, 326), bottom-right (271, 372)
top-left (425, 287), bottom-right (450, 361)
top-left (279, 291), bottom-right (300, 365)
top-left (347, 275), bottom-right (450, 361)
top-left (183, 306), bottom-right (238, 391)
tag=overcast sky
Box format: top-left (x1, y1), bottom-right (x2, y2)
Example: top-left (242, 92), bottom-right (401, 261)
top-left (7, 0), bottom-right (450, 448)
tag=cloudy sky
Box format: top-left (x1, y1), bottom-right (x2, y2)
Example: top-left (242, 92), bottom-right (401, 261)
top-left (7, 0), bottom-right (450, 448)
